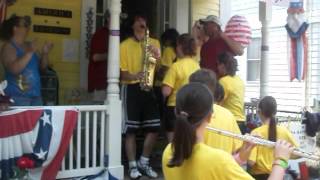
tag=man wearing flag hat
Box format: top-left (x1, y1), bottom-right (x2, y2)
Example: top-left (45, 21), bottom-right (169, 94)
top-left (199, 15), bottom-right (244, 75)
top-left (285, 0), bottom-right (308, 81)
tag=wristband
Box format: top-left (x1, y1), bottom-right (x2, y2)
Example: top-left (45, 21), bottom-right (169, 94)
top-left (276, 156), bottom-right (288, 162)
top-left (273, 159), bottom-right (288, 169)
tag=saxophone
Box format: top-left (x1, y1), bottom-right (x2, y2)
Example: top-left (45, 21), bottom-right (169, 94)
top-left (140, 29), bottom-right (157, 91)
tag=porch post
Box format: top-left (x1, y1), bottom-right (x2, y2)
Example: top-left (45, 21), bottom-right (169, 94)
top-left (105, 0), bottom-right (123, 179)
top-left (259, 1), bottom-right (272, 97)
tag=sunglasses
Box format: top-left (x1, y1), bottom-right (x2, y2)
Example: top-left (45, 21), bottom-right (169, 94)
top-left (18, 16), bottom-right (31, 28)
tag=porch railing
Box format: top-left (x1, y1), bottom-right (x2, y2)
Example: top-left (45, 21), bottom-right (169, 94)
top-left (56, 105), bottom-right (109, 179)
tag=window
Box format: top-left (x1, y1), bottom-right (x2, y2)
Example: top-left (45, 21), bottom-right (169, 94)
top-left (247, 38), bottom-right (261, 81)
top-left (160, 0), bottom-right (171, 32)
top-left (96, 0), bottom-right (106, 29)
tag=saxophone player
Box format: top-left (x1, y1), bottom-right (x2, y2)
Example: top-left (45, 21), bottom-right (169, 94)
top-left (120, 14), bottom-right (161, 179)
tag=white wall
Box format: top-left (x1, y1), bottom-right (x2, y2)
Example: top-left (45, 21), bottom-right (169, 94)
top-left (170, 0), bottom-right (190, 34)
top-left (229, 0), bottom-right (309, 111)
top-left (307, 1), bottom-right (320, 109)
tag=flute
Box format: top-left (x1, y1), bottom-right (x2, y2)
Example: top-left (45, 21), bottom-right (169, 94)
top-left (206, 126), bottom-right (320, 161)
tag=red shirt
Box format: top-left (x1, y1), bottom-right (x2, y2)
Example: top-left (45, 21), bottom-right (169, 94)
top-left (200, 37), bottom-right (231, 74)
top-left (88, 27), bottom-right (109, 92)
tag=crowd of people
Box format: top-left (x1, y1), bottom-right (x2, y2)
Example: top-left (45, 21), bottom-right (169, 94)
top-left (0, 12), bottom-right (298, 180)
top-left (115, 13), bottom-right (297, 180)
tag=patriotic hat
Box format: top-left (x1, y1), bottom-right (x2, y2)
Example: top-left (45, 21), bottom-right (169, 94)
top-left (287, 1), bottom-right (304, 14)
top-left (199, 15), bottom-right (221, 26)
top-left (224, 15), bottom-right (252, 47)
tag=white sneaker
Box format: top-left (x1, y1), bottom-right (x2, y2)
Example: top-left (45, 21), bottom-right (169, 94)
top-left (129, 167), bottom-right (142, 179)
top-left (137, 161), bottom-right (158, 178)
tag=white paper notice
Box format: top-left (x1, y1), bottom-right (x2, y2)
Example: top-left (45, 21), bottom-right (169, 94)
top-left (63, 39), bottom-right (79, 62)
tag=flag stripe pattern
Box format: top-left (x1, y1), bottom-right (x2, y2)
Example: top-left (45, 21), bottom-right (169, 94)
top-left (0, 107), bottom-right (78, 180)
top-left (224, 15), bottom-right (252, 47)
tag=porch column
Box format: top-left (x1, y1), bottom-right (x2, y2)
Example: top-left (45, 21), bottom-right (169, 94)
top-left (105, 0), bottom-right (123, 179)
top-left (259, 1), bottom-right (272, 97)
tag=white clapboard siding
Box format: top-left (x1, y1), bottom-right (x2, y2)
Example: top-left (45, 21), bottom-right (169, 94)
top-left (308, 0), bottom-right (320, 106)
top-left (231, 0), bottom-right (307, 112)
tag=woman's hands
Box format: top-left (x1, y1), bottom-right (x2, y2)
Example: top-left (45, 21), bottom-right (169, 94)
top-left (41, 42), bottom-right (54, 55)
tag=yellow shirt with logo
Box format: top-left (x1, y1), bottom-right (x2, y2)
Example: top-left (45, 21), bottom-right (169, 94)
top-left (204, 104), bottom-right (243, 154)
top-left (219, 75), bottom-right (245, 121)
top-left (120, 37), bottom-right (160, 84)
top-left (249, 124), bottom-right (298, 175)
top-left (162, 143), bottom-right (254, 180)
top-left (162, 57), bottom-right (200, 106)
top-left (161, 46), bottom-right (176, 67)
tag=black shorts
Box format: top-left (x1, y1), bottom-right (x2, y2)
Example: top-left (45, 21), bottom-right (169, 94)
top-left (163, 106), bottom-right (176, 132)
top-left (121, 83), bottom-right (160, 134)
top-left (153, 86), bottom-right (165, 120)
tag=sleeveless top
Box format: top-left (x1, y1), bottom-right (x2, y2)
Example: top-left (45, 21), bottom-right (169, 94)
top-left (4, 41), bottom-right (41, 97)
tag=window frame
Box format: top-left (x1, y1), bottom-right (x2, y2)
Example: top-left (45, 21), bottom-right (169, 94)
top-left (246, 37), bottom-right (262, 82)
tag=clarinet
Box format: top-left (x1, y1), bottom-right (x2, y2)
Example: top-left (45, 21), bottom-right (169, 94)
top-left (206, 126), bottom-right (320, 161)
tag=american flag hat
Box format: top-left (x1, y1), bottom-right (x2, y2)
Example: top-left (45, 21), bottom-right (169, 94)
top-left (287, 1), bottom-right (304, 14)
top-left (224, 15), bottom-right (252, 48)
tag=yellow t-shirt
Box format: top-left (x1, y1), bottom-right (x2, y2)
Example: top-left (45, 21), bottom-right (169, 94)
top-left (204, 104), bottom-right (243, 154)
top-left (162, 143), bottom-right (254, 180)
top-left (154, 46), bottom-right (176, 87)
top-left (161, 46), bottom-right (176, 67)
top-left (162, 57), bottom-right (200, 106)
top-left (120, 37), bottom-right (160, 84)
top-left (249, 124), bottom-right (299, 175)
top-left (219, 75), bottom-right (245, 121)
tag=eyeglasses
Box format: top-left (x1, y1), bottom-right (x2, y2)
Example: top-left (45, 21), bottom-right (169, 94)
top-left (18, 16), bottom-right (31, 28)
top-left (17, 23), bottom-right (30, 29)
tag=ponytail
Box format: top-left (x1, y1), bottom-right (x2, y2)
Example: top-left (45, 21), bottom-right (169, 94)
top-left (167, 83), bottom-right (214, 168)
top-left (167, 112), bottom-right (196, 167)
top-left (268, 116), bottom-right (277, 141)
top-left (258, 96), bottom-right (278, 142)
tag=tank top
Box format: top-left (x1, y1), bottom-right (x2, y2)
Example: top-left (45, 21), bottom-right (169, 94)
top-left (4, 41), bottom-right (41, 97)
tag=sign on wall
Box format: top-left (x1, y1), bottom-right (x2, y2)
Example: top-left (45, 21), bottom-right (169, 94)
top-left (34, 7), bottom-right (72, 18)
top-left (33, 25), bottom-right (71, 35)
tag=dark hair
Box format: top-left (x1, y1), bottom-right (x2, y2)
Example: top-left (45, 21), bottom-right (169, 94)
top-left (214, 82), bottom-right (225, 103)
top-left (189, 69), bottom-right (217, 96)
top-left (258, 96), bottom-right (277, 141)
top-left (189, 69), bottom-right (225, 103)
top-left (161, 28), bottom-right (179, 48)
top-left (177, 33), bottom-right (197, 57)
top-left (218, 52), bottom-right (238, 76)
top-left (122, 12), bottom-right (148, 39)
top-left (168, 82), bottom-right (214, 167)
top-left (130, 12), bottom-right (148, 27)
top-left (0, 15), bottom-right (31, 41)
